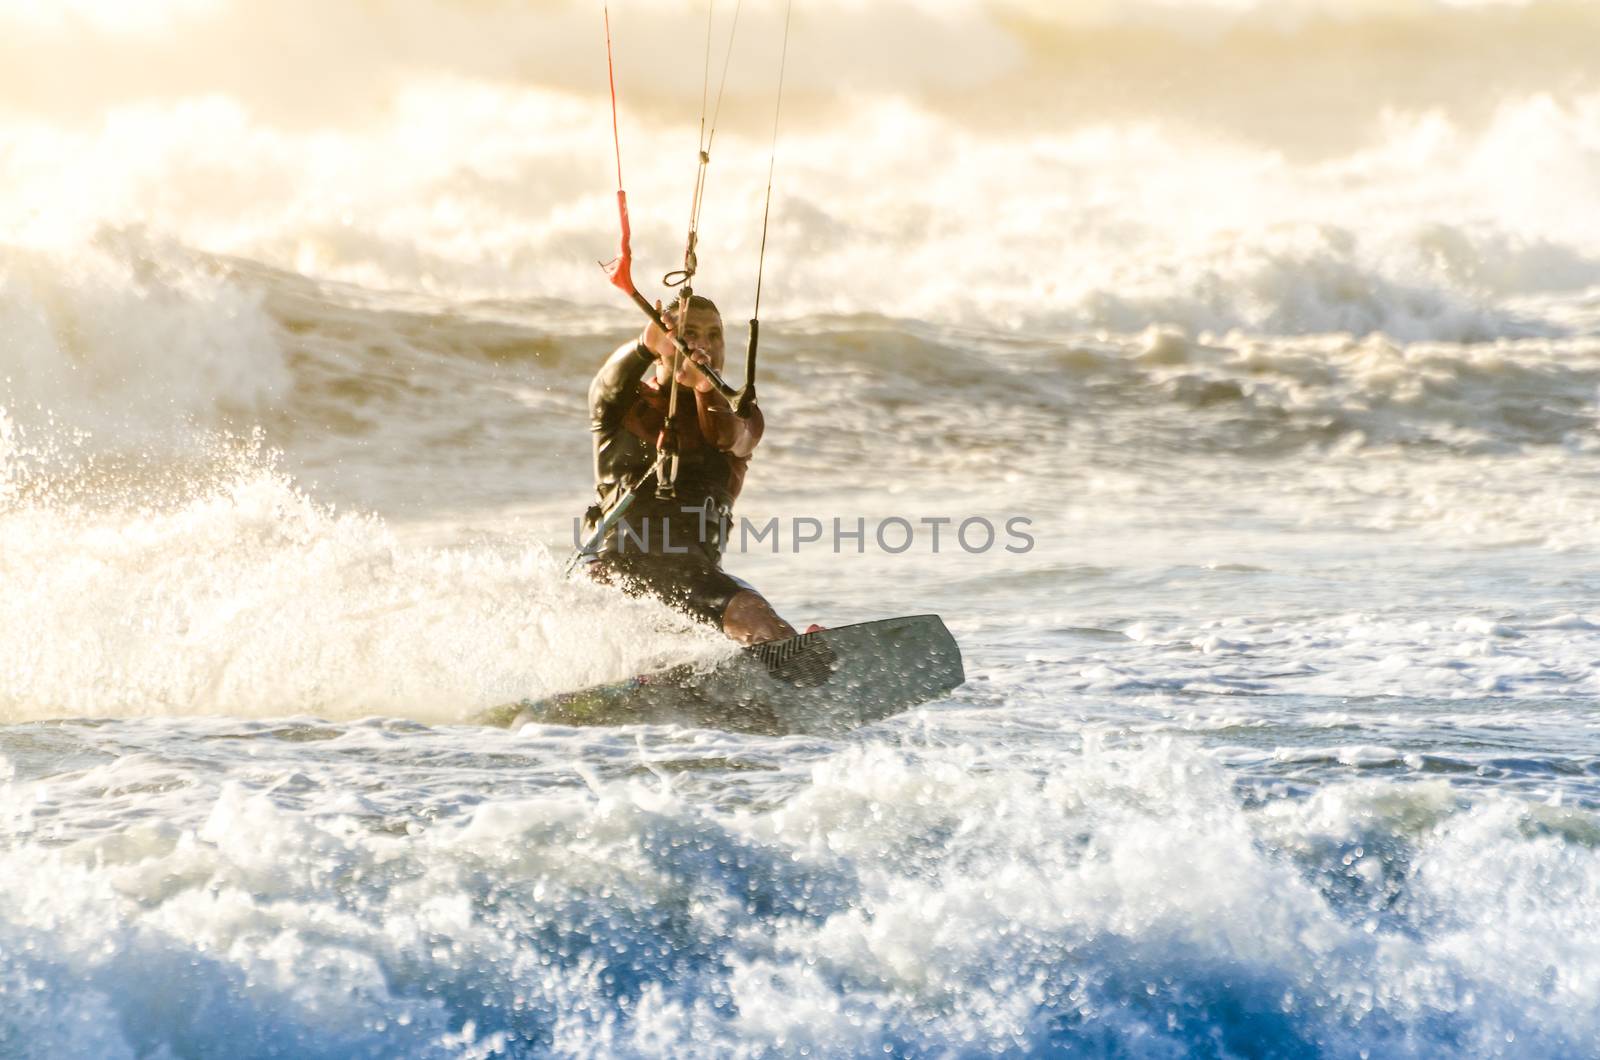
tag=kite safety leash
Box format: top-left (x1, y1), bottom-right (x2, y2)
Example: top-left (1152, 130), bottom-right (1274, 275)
top-left (564, 469), bottom-right (657, 576)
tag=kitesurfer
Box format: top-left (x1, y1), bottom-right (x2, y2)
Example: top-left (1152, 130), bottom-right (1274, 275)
top-left (581, 293), bottom-right (796, 646)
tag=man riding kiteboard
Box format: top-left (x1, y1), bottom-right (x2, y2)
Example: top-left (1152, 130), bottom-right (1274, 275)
top-left (482, 5), bottom-right (962, 733)
top-left (572, 4), bottom-right (803, 646)
top-left (579, 294), bottom-right (796, 645)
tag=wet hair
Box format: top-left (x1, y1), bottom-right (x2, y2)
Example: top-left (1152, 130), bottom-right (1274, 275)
top-left (665, 293), bottom-right (720, 317)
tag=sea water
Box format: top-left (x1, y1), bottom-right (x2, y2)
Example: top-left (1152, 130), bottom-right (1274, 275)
top-left (4, 1), bottom-right (1600, 1056)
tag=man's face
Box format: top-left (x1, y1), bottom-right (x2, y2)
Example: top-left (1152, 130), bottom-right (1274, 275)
top-left (677, 306), bottom-right (726, 370)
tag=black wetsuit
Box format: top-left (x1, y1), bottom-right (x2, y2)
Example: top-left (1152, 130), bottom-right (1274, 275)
top-left (582, 341), bottom-right (764, 628)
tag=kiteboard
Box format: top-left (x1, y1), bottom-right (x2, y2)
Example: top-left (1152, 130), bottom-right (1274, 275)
top-left (478, 615), bottom-right (963, 736)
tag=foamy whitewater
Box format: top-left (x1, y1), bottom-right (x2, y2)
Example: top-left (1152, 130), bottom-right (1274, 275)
top-left (4, 0), bottom-right (1600, 1056)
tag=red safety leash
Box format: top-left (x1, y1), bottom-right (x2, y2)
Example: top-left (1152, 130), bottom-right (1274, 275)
top-left (600, 6), bottom-right (636, 297)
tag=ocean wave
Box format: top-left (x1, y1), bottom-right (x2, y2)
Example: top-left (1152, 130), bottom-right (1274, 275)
top-left (0, 236), bottom-right (292, 443)
top-left (4, 45), bottom-right (1600, 343)
top-left (3, 731), bottom-right (1598, 1056)
top-left (7, 240), bottom-right (1598, 477)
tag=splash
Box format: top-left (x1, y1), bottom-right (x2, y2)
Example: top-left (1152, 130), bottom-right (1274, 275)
top-left (0, 430), bottom-right (727, 724)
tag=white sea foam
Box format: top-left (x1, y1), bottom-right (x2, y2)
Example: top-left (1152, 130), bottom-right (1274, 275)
top-left (0, 452), bottom-right (727, 724)
top-left (2, 732), bottom-right (1597, 1055)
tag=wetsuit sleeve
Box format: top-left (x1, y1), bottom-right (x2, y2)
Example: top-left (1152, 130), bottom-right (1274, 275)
top-left (589, 341), bottom-right (653, 432)
top-left (694, 388), bottom-right (763, 458)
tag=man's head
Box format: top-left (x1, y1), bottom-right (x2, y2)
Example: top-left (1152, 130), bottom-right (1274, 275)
top-left (655, 293), bottom-right (725, 384)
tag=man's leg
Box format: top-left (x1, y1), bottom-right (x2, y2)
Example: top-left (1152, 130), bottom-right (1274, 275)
top-left (721, 589), bottom-right (797, 646)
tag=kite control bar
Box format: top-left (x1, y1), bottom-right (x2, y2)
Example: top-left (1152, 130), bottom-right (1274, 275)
top-left (618, 282), bottom-right (758, 415)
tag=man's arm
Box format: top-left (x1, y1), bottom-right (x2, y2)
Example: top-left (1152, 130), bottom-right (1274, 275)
top-left (695, 387), bottom-right (763, 459)
top-left (589, 340), bottom-right (653, 432)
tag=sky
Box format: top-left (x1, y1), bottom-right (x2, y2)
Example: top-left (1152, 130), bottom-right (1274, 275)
top-left (1, 0), bottom-right (1593, 155)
